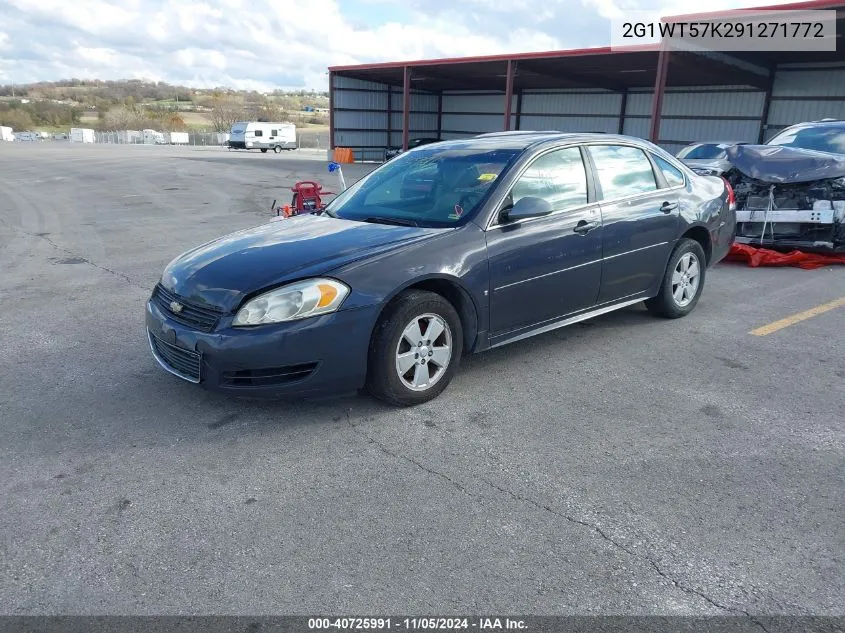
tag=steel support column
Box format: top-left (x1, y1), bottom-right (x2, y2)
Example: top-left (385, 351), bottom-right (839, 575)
top-left (437, 91), bottom-right (443, 140)
top-left (503, 59), bottom-right (515, 131)
top-left (402, 66), bottom-right (411, 151)
top-left (757, 70), bottom-right (776, 143)
top-left (328, 71), bottom-right (335, 150)
top-left (618, 89), bottom-right (628, 135)
top-left (649, 43), bottom-right (670, 143)
top-left (386, 86), bottom-right (392, 149)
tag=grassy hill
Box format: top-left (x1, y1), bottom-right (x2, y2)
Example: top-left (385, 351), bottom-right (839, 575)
top-left (0, 79), bottom-right (329, 133)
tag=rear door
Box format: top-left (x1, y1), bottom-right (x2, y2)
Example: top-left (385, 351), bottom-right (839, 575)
top-left (485, 145), bottom-right (603, 338)
top-left (584, 143), bottom-right (681, 304)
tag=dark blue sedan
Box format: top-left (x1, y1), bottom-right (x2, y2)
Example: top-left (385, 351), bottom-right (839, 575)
top-left (146, 132), bottom-right (735, 406)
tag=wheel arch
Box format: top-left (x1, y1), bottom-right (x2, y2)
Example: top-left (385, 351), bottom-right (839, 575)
top-left (681, 224), bottom-right (713, 265)
top-left (372, 274), bottom-right (481, 355)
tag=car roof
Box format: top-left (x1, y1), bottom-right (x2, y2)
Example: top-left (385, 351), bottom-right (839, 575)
top-left (428, 131), bottom-right (660, 152)
top-left (777, 119), bottom-right (845, 132)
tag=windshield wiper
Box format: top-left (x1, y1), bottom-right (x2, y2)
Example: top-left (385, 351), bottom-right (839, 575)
top-left (362, 216), bottom-right (419, 227)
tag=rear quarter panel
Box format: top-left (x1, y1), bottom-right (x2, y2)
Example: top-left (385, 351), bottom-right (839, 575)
top-left (683, 172), bottom-right (735, 265)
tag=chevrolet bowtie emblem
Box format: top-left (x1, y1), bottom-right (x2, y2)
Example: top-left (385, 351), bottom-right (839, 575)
top-left (169, 300), bottom-right (184, 314)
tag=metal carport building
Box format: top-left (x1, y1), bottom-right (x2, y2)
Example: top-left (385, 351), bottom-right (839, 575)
top-left (327, 0), bottom-right (845, 161)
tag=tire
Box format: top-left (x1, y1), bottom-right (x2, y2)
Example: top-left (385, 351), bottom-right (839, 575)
top-left (645, 238), bottom-right (707, 319)
top-left (366, 290), bottom-right (464, 406)
top-left (260, 148), bottom-right (268, 153)
top-left (273, 145), bottom-right (281, 153)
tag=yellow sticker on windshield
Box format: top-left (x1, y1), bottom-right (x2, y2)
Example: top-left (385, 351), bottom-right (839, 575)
top-left (478, 173), bottom-right (498, 182)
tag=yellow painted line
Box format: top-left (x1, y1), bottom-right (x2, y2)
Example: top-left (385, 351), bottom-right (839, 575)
top-left (750, 297), bottom-right (845, 336)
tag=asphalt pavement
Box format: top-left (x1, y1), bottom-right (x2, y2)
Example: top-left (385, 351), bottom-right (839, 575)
top-left (0, 143), bottom-right (842, 617)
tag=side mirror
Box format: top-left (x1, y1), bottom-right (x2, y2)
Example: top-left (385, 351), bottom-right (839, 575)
top-left (505, 196), bottom-right (553, 221)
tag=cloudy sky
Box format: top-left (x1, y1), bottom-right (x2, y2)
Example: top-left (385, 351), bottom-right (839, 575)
top-left (0, 0), bottom-right (801, 91)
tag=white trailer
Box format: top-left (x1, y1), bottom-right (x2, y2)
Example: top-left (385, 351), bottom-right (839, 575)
top-left (167, 131), bottom-right (189, 145)
top-left (1, 126), bottom-right (15, 141)
top-left (228, 121), bottom-right (296, 153)
top-left (142, 129), bottom-right (166, 144)
top-left (70, 128), bottom-right (95, 143)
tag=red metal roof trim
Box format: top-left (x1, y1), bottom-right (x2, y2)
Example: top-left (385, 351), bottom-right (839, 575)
top-left (327, 44), bottom-right (659, 72)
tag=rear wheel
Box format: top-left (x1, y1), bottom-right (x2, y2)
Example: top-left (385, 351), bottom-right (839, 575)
top-left (645, 238), bottom-right (706, 318)
top-left (260, 148), bottom-right (268, 153)
top-left (366, 290), bottom-right (463, 406)
top-left (273, 145), bottom-right (281, 153)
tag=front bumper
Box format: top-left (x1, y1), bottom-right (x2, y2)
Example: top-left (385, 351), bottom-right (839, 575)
top-left (145, 299), bottom-right (379, 399)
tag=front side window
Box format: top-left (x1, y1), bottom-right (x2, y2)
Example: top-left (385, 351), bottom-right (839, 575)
top-left (508, 147), bottom-right (588, 212)
top-left (254, 130), bottom-right (263, 137)
top-left (587, 144), bottom-right (657, 200)
top-left (652, 154), bottom-right (685, 187)
top-left (271, 129), bottom-right (278, 136)
top-left (324, 145), bottom-right (521, 228)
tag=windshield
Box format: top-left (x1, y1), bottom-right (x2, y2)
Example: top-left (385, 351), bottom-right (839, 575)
top-left (677, 144), bottom-right (730, 160)
top-left (766, 125), bottom-right (845, 155)
top-left (324, 145), bottom-right (521, 228)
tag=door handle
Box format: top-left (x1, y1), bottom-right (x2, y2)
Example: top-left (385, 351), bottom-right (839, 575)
top-left (660, 201), bottom-right (678, 213)
top-left (573, 220), bottom-right (599, 234)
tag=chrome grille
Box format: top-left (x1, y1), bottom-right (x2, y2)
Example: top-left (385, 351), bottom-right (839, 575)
top-left (152, 284), bottom-right (222, 332)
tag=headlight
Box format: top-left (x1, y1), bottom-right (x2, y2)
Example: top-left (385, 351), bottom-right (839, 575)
top-left (233, 278), bottom-right (349, 326)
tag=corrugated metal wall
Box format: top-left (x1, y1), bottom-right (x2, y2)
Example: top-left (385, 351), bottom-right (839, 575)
top-left (626, 86), bottom-right (766, 154)
top-left (439, 92), bottom-right (516, 138)
top-left (764, 66), bottom-right (845, 141)
top-left (332, 75), bottom-right (439, 160)
top-left (332, 60), bottom-right (845, 160)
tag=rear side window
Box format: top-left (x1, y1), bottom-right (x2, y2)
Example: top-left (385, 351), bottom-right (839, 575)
top-left (652, 155), bottom-right (685, 187)
top-left (587, 145), bottom-right (657, 200)
top-left (271, 129), bottom-right (278, 136)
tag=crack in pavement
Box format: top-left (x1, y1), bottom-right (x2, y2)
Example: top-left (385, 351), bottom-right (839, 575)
top-left (346, 411), bottom-right (474, 497)
top-left (0, 218), bottom-right (149, 291)
top-left (346, 411), bottom-right (771, 631)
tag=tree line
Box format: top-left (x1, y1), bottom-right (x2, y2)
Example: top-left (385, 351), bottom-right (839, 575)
top-left (0, 100), bottom-right (81, 130)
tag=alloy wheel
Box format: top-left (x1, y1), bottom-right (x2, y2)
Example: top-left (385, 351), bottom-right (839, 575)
top-left (395, 313), bottom-right (452, 391)
top-left (672, 252), bottom-right (701, 307)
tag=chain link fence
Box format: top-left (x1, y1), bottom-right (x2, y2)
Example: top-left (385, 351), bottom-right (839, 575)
top-left (79, 130), bottom-right (329, 150)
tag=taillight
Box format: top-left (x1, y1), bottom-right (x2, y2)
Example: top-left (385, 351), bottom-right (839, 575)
top-left (722, 176), bottom-right (736, 211)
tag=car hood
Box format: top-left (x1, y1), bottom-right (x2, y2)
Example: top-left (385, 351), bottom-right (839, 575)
top-left (725, 144), bottom-right (845, 184)
top-left (160, 214), bottom-right (441, 312)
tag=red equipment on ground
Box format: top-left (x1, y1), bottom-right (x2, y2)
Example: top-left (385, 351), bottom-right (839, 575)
top-left (274, 181), bottom-right (334, 217)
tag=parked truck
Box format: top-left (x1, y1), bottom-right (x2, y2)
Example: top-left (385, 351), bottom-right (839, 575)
top-left (142, 129), bottom-right (166, 144)
top-left (228, 121), bottom-right (297, 153)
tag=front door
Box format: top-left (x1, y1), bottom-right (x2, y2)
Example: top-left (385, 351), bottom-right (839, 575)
top-left (584, 143), bottom-right (681, 303)
top-left (485, 146), bottom-right (603, 339)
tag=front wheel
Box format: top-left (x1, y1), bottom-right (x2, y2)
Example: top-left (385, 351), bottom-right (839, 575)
top-left (366, 290), bottom-right (463, 406)
top-left (645, 238), bottom-right (707, 318)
